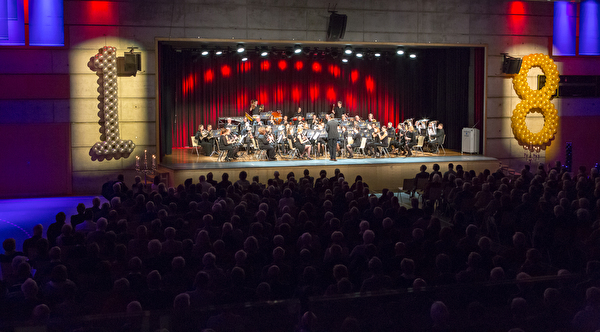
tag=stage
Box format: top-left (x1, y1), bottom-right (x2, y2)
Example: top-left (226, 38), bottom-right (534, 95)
top-left (159, 149), bottom-right (499, 192)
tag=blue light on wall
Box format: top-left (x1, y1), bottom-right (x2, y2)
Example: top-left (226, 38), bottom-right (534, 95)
top-left (0, 0), bottom-right (8, 40)
top-left (0, 0), bottom-right (24, 45)
top-left (580, 0), bottom-right (600, 55)
top-left (29, 0), bottom-right (64, 46)
top-left (553, 1), bottom-right (577, 56)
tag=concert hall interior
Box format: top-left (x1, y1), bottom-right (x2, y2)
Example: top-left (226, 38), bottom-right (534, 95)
top-left (2, 0), bottom-right (600, 330)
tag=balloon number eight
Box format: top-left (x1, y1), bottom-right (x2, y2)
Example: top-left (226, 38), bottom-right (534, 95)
top-left (92, 46), bottom-right (136, 156)
top-left (511, 53), bottom-right (559, 147)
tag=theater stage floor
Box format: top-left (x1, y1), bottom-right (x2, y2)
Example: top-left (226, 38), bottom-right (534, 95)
top-left (159, 149), bottom-right (499, 192)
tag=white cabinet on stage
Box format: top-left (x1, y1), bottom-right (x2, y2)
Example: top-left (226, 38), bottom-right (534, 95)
top-left (461, 128), bottom-right (480, 154)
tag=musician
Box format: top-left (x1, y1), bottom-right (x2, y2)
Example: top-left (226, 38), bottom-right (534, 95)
top-left (346, 126), bottom-right (362, 158)
top-left (250, 99), bottom-right (260, 116)
top-left (313, 123), bottom-right (327, 157)
top-left (266, 115), bottom-right (276, 126)
top-left (257, 127), bottom-right (276, 161)
top-left (292, 107), bottom-right (304, 125)
top-left (282, 115), bottom-right (289, 125)
top-left (354, 115), bottom-right (361, 123)
top-left (387, 122), bottom-right (401, 154)
top-left (341, 114), bottom-right (348, 123)
top-left (241, 117), bottom-right (252, 135)
top-left (375, 126), bottom-right (389, 156)
top-left (331, 101), bottom-right (346, 119)
top-left (295, 127), bottom-right (313, 159)
top-left (366, 127), bottom-right (381, 157)
top-left (244, 132), bottom-right (256, 154)
top-left (326, 117), bottom-right (339, 161)
top-left (308, 114), bottom-right (319, 129)
top-left (219, 128), bottom-right (239, 161)
top-left (367, 113), bottom-right (376, 123)
top-left (404, 126), bottom-right (416, 156)
top-left (194, 124), bottom-right (205, 145)
top-left (428, 123), bottom-right (445, 151)
top-left (225, 117), bottom-right (238, 132)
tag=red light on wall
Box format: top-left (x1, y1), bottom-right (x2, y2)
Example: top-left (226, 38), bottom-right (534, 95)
top-left (326, 87), bottom-right (336, 101)
top-left (309, 85), bottom-right (319, 101)
top-left (276, 87), bottom-right (285, 102)
top-left (312, 62), bottom-right (322, 73)
top-left (84, 1), bottom-right (119, 25)
top-left (366, 76), bottom-right (375, 93)
top-left (328, 65), bottom-right (340, 78)
top-left (508, 1), bottom-right (527, 34)
top-left (261, 60), bottom-right (271, 71)
top-left (240, 61), bottom-right (251, 72)
top-left (182, 74), bottom-right (195, 96)
top-left (221, 65), bottom-right (231, 77)
top-left (346, 93), bottom-right (356, 109)
top-left (278, 60), bottom-right (287, 71)
top-left (509, 1), bottom-right (526, 15)
top-left (259, 91), bottom-right (268, 105)
top-left (204, 69), bottom-right (214, 83)
top-left (295, 61), bottom-right (304, 71)
top-left (292, 86), bottom-right (301, 101)
top-left (351, 70), bottom-right (359, 83)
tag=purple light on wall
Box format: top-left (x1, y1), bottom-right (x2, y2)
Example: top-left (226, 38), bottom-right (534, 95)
top-left (0, 0), bottom-right (24, 45)
top-left (29, 0), bottom-right (64, 46)
top-left (553, 1), bottom-right (577, 56)
top-left (580, 0), bottom-right (600, 55)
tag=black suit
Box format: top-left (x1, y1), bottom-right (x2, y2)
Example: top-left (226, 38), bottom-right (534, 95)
top-left (220, 135), bottom-right (237, 159)
top-left (326, 119), bottom-right (339, 160)
top-left (333, 106), bottom-right (345, 119)
top-left (251, 106), bottom-right (260, 116)
top-left (258, 135), bottom-right (276, 160)
top-left (431, 128), bottom-right (445, 144)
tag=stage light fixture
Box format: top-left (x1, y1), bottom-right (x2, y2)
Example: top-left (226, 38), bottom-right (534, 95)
top-left (355, 51), bottom-right (363, 58)
top-left (374, 52), bottom-right (381, 57)
top-left (331, 48), bottom-right (339, 59)
top-left (237, 44), bottom-right (245, 53)
top-left (241, 57), bottom-right (248, 62)
top-left (342, 58), bottom-right (349, 63)
top-left (215, 50), bottom-right (223, 55)
top-left (201, 49), bottom-right (209, 56)
top-left (344, 46), bottom-right (353, 54)
top-left (294, 45), bottom-right (302, 54)
top-left (396, 47), bottom-right (405, 55)
top-left (409, 53), bottom-right (417, 59)
top-left (260, 46), bottom-right (269, 56)
top-left (303, 47), bottom-right (311, 56)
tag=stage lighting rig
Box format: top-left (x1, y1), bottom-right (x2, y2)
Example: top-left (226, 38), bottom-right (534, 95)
top-left (396, 47), bottom-right (405, 55)
top-left (294, 44), bottom-right (302, 54)
top-left (237, 43), bottom-right (245, 53)
top-left (344, 46), bottom-right (353, 54)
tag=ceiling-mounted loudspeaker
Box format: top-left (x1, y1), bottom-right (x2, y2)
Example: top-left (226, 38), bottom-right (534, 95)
top-left (327, 13), bottom-right (347, 41)
top-left (501, 54), bottom-right (522, 74)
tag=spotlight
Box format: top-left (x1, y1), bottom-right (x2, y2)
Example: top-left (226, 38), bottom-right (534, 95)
top-left (241, 57), bottom-right (248, 62)
top-left (200, 48), bottom-right (209, 56)
top-left (396, 47), bottom-right (404, 55)
top-left (342, 58), bottom-right (349, 63)
top-left (215, 50), bottom-right (223, 55)
top-left (260, 46), bottom-right (269, 57)
top-left (409, 53), bottom-right (417, 59)
top-left (374, 52), bottom-right (381, 57)
top-left (294, 45), bottom-right (302, 54)
top-left (355, 51), bottom-right (363, 58)
top-left (237, 44), bottom-right (245, 53)
top-left (344, 46), bottom-right (353, 55)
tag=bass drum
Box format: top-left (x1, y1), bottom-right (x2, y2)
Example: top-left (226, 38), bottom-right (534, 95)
top-left (272, 111), bottom-right (282, 124)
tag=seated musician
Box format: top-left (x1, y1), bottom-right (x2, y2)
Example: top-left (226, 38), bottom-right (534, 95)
top-left (308, 114), bottom-right (319, 129)
top-left (194, 124), bottom-right (205, 145)
top-left (295, 127), bottom-right (313, 159)
top-left (366, 127), bottom-right (384, 157)
top-left (244, 132), bottom-right (256, 154)
top-left (377, 125), bottom-right (389, 152)
top-left (241, 117), bottom-right (252, 135)
top-left (219, 128), bottom-right (239, 161)
top-left (346, 126), bottom-right (362, 158)
top-left (314, 123), bottom-right (327, 157)
top-left (428, 123), bottom-right (445, 151)
top-left (267, 115), bottom-right (276, 126)
top-left (354, 115), bottom-right (361, 123)
top-left (404, 126), bottom-right (416, 156)
top-left (257, 127), bottom-right (276, 161)
top-left (367, 113), bottom-right (377, 123)
top-left (199, 124), bottom-right (214, 156)
top-left (282, 115), bottom-right (289, 125)
top-left (341, 114), bottom-right (348, 123)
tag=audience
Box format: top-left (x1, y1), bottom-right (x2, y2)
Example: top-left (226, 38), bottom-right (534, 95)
top-left (1, 163), bottom-right (600, 331)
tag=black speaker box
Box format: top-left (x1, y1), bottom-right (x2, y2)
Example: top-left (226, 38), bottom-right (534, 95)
top-left (125, 52), bottom-right (141, 72)
top-left (327, 13), bottom-right (347, 41)
top-left (502, 57), bottom-right (522, 74)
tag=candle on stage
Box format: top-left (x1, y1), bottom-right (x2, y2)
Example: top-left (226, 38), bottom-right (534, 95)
top-left (136, 156), bottom-right (140, 168)
top-left (144, 150), bottom-right (148, 167)
top-left (152, 155), bottom-right (156, 168)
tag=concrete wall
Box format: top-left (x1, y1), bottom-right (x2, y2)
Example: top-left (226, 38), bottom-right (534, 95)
top-left (1, 0), bottom-right (599, 197)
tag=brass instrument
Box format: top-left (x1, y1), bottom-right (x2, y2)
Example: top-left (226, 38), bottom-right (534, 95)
top-left (245, 112), bottom-right (254, 122)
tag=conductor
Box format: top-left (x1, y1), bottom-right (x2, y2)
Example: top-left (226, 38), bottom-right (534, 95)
top-left (326, 117), bottom-right (339, 161)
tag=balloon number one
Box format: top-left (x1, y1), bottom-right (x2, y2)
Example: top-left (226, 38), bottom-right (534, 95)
top-left (91, 46), bottom-right (135, 156)
top-left (510, 53), bottom-right (559, 147)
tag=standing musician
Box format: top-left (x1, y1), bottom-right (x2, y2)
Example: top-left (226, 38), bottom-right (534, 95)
top-left (292, 107), bottom-right (304, 125)
top-left (257, 127), bottom-right (276, 161)
top-left (326, 116), bottom-right (339, 161)
top-left (220, 128), bottom-right (239, 161)
top-left (331, 101), bottom-right (346, 119)
top-left (346, 126), bottom-right (362, 158)
top-left (295, 127), bottom-right (313, 159)
top-left (250, 99), bottom-right (260, 116)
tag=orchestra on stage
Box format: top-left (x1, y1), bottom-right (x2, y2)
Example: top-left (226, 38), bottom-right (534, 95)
top-left (193, 100), bottom-right (446, 162)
